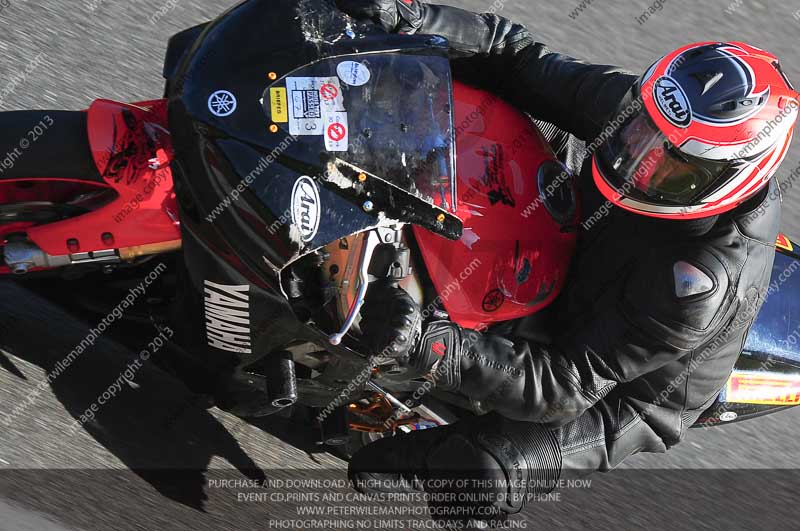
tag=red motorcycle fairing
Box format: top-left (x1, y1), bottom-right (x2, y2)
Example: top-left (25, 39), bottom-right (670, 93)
top-left (413, 82), bottom-right (580, 330)
top-left (24, 99), bottom-right (180, 257)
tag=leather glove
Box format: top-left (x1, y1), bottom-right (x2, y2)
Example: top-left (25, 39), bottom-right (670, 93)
top-left (410, 320), bottom-right (466, 390)
top-left (336, 0), bottom-right (426, 33)
top-left (349, 412), bottom-right (563, 522)
top-left (360, 280), bottom-right (468, 384)
top-left (360, 280), bottom-right (423, 363)
top-left (361, 284), bottom-right (467, 384)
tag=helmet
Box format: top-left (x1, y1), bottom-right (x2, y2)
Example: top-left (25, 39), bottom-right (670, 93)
top-left (593, 42), bottom-right (800, 219)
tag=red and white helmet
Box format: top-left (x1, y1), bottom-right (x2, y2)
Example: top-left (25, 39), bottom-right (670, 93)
top-left (593, 42), bottom-right (800, 219)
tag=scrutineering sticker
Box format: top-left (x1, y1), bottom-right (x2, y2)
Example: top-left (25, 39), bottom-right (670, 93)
top-left (286, 77), bottom-right (346, 137)
top-left (324, 112), bottom-right (349, 152)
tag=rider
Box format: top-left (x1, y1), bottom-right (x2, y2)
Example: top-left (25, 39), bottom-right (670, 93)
top-left (338, 0), bottom-right (800, 519)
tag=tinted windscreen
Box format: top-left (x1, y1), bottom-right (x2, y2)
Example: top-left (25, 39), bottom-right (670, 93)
top-left (263, 52), bottom-right (457, 212)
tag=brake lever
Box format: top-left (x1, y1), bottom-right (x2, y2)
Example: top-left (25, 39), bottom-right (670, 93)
top-left (328, 230), bottom-right (381, 345)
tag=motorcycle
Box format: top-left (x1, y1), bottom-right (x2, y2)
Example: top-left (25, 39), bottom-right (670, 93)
top-left (0, 0), bottom-right (798, 452)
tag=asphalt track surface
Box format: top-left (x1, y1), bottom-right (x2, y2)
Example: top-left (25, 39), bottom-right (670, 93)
top-left (0, 1), bottom-right (799, 530)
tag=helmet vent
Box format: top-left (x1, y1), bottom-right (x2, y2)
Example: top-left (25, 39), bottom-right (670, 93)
top-left (708, 95), bottom-right (766, 118)
top-left (691, 71), bottom-right (724, 95)
top-left (686, 48), bottom-right (708, 60)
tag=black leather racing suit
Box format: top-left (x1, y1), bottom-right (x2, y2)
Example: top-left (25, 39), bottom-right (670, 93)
top-left (352, 3), bottom-right (782, 493)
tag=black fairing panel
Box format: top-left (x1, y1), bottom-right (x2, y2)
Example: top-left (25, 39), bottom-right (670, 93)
top-left (166, 0), bottom-right (458, 280)
top-left (162, 22), bottom-right (209, 84)
top-left (162, 0), bottom-right (443, 395)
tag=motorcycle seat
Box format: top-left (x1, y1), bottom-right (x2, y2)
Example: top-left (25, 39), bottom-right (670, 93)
top-left (0, 110), bottom-right (104, 183)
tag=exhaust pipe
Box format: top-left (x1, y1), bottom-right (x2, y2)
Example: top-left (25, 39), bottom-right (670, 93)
top-left (215, 351), bottom-right (297, 417)
top-left (267, 351), bottom-right (298, 409)
top-left (319, 406), bottom-right (350, 447)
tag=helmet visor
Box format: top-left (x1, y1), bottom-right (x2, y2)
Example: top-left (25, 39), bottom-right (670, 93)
top-left (597, 108), bottom-right (737, 206)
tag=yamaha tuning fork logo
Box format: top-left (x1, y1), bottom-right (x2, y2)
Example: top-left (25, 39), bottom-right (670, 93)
top-left (208, 90), bottom-right (238, 117)
top-left (653, 76), bottom-right (692, 128)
